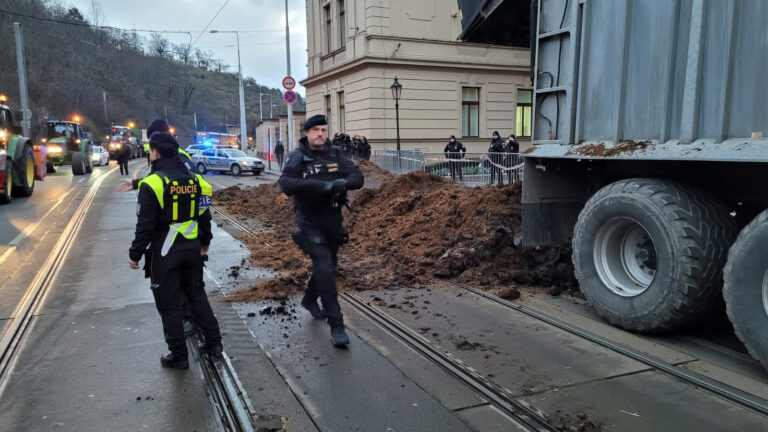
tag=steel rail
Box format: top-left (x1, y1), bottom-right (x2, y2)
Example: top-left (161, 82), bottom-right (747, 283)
top-left (210, 203), bottom-right (555, 431)
top-left (342, 292), bottom-right (556, 432)
top-left (0, 167), bottom-right (116, 390)
top-left (462, 286), bottom-right (768, 417)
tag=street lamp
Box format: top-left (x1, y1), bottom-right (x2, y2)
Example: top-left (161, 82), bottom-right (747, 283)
top-left (210, 29), bottom-right (248, 151)
top-left (391, 77), bottom-right (403, 170)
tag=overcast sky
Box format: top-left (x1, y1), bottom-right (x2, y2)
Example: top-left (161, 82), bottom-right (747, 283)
top-left (66, 0), bottom-right (308, 95)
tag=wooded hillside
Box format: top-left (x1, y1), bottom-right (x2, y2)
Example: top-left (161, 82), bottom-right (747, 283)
top-left (0, 0), bottom-right (304, 141)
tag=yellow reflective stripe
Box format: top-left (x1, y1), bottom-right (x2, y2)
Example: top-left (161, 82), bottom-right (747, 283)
top-left (179, 148), bottom-right (192, 162)
top-left (138, 174), bottom-right (165, 208)
top-left (196, 174), bottom-right (212, 196)
top-left (172, 201), bottom-right (178, 221)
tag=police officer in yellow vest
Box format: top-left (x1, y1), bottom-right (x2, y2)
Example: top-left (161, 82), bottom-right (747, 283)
top-left (129, 131), bottom-right (223, 369)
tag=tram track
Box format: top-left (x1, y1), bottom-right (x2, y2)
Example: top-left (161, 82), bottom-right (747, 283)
top-left (210, 201), bottom-right (768, 427)
top-left (210, 204), bottom-right (558, 431)
top-left (133, 166), bottom-right (259, 432)
top-left (0, 166), bottom-right (117, 393)
top-left (460, 285), bottom-right (768, 416)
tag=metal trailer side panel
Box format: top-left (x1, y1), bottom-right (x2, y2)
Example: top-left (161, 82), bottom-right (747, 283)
top-left (532, 0), bottom-right (768, 151)
top-left (524, 0), bottom-right (768, 246)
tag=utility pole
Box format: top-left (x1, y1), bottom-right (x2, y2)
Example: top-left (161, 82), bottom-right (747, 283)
top-left (164, 105), bottom-right (168, 123)
top-left (13, 23), bottom-right (31, 137)
top-left (193, 113), bottom-right (198, 131)
top-left (284, 0), bottom-right (295, 148)
top-left (102, 91), bottom-right (108, 125)
top-left (235, 32), bottom-right (247, 151)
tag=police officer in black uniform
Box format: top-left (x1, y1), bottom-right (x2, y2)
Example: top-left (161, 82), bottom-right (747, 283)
top-left (129, 132), bottom-right (223, 369)
top-left (444, 135), bottom-right (466, 181)
top-left (279, 115), bottom-right (364, 347)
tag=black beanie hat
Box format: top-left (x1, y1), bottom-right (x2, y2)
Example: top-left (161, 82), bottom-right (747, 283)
top-left (149, 132), bottom-right (179, 157)
top-left (147, 119), bottom-right (170, 138)
top-left (302, 114), bottom-right (327, 131)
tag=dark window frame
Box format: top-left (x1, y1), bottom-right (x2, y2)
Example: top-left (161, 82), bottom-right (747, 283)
top-left (324, 4), bottom-right (332, 53)
top-left (461, 87), bottom-right (480, 138)
top-left (516, 89), bottom-right (533, 138)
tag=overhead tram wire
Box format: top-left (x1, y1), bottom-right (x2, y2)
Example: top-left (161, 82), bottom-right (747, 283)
top-left (0, 8), bottom-right (282, 37)
top-left (190, 0), bottom-right (230, 49)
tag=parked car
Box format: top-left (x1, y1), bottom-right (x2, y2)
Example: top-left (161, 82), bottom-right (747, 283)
top-left (90, 146), bottom-right (109, 166)
top-left (192, 148), bottom-right (264, 176)
top-left (185, 144), bottom-right (212, 155)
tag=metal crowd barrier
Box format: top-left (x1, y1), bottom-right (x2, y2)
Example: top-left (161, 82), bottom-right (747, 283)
top-left (371, 151), bottom-right (523, 186)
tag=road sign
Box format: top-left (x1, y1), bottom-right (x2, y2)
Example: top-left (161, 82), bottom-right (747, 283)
top-left (284, 90), bottom-right (297, 105)
top-left (282, 76), bottom-right (296, 90)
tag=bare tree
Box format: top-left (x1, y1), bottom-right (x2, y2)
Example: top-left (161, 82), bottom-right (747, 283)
top-left (148, 33), bottom-right (170, 57)
top-left (88, 0), bottom-right (104, 27)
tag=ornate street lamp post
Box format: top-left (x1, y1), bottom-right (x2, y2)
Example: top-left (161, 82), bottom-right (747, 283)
top-left (390, 77), bottom-right (403, 171)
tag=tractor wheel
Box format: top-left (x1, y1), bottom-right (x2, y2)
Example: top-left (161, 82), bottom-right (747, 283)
top-left (72, 152), bottom-right (87, 175)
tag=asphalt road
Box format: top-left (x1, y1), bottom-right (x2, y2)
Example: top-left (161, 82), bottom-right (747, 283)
top-left (0, 159), bottom-right (765, 431)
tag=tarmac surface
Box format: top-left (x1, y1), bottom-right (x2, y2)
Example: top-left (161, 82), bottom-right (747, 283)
top-left (0, 158), bottom-right (765, 431)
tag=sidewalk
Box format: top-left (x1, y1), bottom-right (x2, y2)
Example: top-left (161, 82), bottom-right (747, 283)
top-left (0, 164), bottom-right (313, 431)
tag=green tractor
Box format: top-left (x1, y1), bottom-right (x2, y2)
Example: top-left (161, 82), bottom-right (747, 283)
top-left (0, 95), bottom-right (47, 204)
top-left (40, 117), bottom-right (93, 175)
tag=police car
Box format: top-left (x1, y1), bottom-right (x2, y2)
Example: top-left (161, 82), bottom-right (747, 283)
top-left (192, 148), bottom-right (265, 176)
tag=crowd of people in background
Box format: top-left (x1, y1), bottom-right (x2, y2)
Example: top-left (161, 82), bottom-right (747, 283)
top-left (331, 132), bottom-right (372, 160)
top-left (443, 131), bottom-right (520, 184)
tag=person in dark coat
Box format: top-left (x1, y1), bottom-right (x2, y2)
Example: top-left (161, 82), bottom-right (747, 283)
top-left (279, 115), bottom-right (364, 347)
top-left (443, 135), bottom-right (466, 181)
top-left (274, 141), bottom-right (285, 168)
top-left (488, 131), bottom-right (505, 186)
top-left (117, 142), bottom-right (130, 175)
top-left (361, 136), bottom-right (371, 160)
top-left (504, 134), bottom-right (520, 184)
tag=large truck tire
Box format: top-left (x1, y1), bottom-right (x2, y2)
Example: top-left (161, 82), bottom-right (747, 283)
top-left (12, 145), bottom-right (35, 197)
top-left (71, 152), bottom-right (87, 175)
top-left (572, 178), bottom-right (736, 332)
top-left (723, 209), bottom-right (768, 369)
top-left (0, 161), bottom-right (12, 204)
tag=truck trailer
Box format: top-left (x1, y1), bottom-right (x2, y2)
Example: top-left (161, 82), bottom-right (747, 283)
top-left (524, 0), bottom-right (768, 369)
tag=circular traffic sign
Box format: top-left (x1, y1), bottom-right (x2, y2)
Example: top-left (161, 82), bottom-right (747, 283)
top-left (284, 90), bottom-right (297, 105)
top-left (282, 76), bottom-right (296, 90)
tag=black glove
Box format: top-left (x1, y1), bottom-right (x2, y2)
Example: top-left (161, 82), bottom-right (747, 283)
top-left (324, 178), bottom-right (348, 195)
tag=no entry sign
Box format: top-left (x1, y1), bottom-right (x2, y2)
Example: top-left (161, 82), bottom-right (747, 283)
top-left (284, 90), bottom-right (297, 105)
top-left (282, 76), bottom-right (296, 90)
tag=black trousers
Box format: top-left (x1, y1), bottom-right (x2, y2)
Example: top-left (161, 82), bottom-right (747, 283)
top-left (276, 153), bottom-right (284, 168)
top-left (448, 159), bottom-right (462, 181)
top-left (489, 156), bottom-right (502, 185)
top-left (119, 160), bottom-right (129, 175)
top-left (295, 216), bottom-right (344, 327)
top-left (151, 247), bottom-right (221, 354)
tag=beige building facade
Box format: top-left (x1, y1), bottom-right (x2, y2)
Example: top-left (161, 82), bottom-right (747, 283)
top-left (254, 112), bottom-right (306, 156)
top-left (301, 0), bottom-right (532, 153)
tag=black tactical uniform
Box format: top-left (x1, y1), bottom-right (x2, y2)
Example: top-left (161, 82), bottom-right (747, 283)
top-left (444, 137), bottom-right (466, 181)
top-left (504, 136), bottom-right (520, 184)
top-left (279, 131), bottom-right (364, 343)
top-left (488, 132), bottom-right (505, 186)
top-left (129, 133), bottom-right (222, 369)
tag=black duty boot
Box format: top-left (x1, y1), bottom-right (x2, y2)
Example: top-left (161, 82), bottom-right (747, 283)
top-left (160, 352), bottom-right (189, 369)
top-left (330, 326), bottom-right (350, 347)
top-left (183, 319), bottom-right (196, 336)
top-left (199, 342), bottom-right (224, 357)
top-left (301, 296), bottom-right (326, 320)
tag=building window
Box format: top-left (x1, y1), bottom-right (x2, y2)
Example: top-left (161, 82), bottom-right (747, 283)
top-left (325, 94), bottom-right (332, 132)
top-left (339, 0), bottom-right (346, 47)
top-left (516, 89), bottom-right (532, 137)
top-left (324, 4), bottom-right (332, 53)
top-left (338, 91), bottom-right (345, 132)
top-left (461, 87), bottom-right (479, 137)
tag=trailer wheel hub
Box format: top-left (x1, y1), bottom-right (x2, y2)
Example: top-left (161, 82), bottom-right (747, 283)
top-left (763, 271), bottom-right (768, 318)
top-left (593, 218), bottom-right (657, 297)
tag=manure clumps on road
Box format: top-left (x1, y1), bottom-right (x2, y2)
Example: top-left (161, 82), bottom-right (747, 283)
top-left (214, 160), bottom-right (576, 302)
